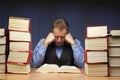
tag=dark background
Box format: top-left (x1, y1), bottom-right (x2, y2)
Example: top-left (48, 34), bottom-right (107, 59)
top-left (0, 0), bottom-right (120, 50)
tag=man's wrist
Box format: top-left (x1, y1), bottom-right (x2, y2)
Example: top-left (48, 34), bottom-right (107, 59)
top-left (71, 40), bottom-right (76, 45)
top-left (42, 41), bottom-right (48, 46)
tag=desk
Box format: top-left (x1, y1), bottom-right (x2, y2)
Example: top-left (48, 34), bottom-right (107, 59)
top-left (0, 68), bottom-right (120, 80)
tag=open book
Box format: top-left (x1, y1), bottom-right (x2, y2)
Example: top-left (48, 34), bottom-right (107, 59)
top-left (36, 64), bottom-right (81, 73)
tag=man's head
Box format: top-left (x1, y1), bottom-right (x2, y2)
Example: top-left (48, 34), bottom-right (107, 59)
top-left (52, 19), bottom-right (69, 46)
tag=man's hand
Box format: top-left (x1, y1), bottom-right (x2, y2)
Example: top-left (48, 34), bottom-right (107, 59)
top-left (43, 33), bottom-right (55, 46)
top-left (65, 33), bottom-right (76, 45)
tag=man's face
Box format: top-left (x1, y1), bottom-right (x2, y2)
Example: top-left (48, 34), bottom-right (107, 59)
top-left (53, 28), bottom-right (67, 46)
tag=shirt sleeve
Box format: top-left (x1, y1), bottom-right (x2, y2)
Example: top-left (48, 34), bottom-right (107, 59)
top-left (71, 39), bottom-right (84, 68)
top-left (30, 38), bottom-right (47, 68)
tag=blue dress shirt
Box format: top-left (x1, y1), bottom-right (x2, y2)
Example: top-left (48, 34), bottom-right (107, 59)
top-left (30, 38), bottom-right (84, 68)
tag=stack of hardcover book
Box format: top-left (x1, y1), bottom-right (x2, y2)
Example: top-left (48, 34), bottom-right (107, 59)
top-left (7, 16), bottom-right (32, 74)
top-left (108, 30), bottom-right (120, 76)
top-left (0, 28), bottom-right (7, 73)
top-left (84, 26), bottom-right (108, 76)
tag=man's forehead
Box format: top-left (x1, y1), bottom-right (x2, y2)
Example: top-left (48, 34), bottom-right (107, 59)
top-left (53, 28), bottom-right (67, 32)
top-left (53, 28), bottom-right (67, 35)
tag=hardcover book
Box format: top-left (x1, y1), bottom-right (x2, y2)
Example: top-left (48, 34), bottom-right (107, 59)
top-left (0, 36), bottom-right (6, 44)
top-left (0, 28), bottom-right (5, 36)
top-left (108, 47), bottom-right (120, 57)
top-left (7, 63), bottom-right (31, 74)
top-left (84, 63), bottom-right (108, 76)
top-left (85, 37), bottom-right (108, 50)
top-left (109, 36), bottom-right (120, 46)
top-left (10, 41), bottom-right (31, 51)
top-left (109, 57), bottom-right (120, 67)
top-left (8, 16), bottom-right (30, 32)
top-left (0, 55), bottom-right (5, 63)
top-left (0, 45), bottom-right (6, 54)
top-left (109, 67), bottom-right (120, 76)
top-left (110, 30), bottom-right (120, 36)
top-left (84, 50), bottom-right (108, 63)
top-left (86, 26), bottom-right (107, 38)
top-left (0, 64), bottom-right (6, 73)
top-left (9, 30), bottom-right (31, 42)
top-left (8, 51), bottom-right (32, 63)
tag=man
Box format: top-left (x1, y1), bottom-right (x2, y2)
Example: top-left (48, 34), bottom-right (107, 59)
top-left (30, 19), bottom-right (84, 68)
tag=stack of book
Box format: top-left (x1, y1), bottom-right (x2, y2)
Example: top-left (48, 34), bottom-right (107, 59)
top-left (7, 16), bottom-right (32, 74)
top-left (108, 30), bottom-right (120, 76)
top-left (84, 26), bottom-right (108, 76)
top-left (0, 28), bottom-right (7, 73)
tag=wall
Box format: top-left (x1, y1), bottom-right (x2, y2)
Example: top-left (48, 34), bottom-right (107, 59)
top-left (0, 0), bottom-right (120, 49)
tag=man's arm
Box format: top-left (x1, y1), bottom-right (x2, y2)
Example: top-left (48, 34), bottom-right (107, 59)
top-left (72, 39), bottom-right (84, 68)
top-left (65, 33), bottom-right (84, 68)
top-left (30, 38), bottom-right (47, 68)
top-left (30, 33), bottom-right (55, 68)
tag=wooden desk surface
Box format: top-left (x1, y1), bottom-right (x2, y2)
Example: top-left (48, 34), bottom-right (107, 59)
top-left (0, 68), bottom-right (120, 80)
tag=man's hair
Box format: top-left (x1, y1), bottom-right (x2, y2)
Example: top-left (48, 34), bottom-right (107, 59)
top-left (51, 19), bottom-right (69, 32)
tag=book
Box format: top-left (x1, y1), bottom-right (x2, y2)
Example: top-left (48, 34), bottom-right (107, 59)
top-left (0, 36), bottom-right (6, 44)
top-left (9, 30), bottom-right (31, 41)
top-left (84, 63), bottom-right (108, 76)
top-left (0, 28), bottom-right (5, 36)
top-left (8, 16), bottom-right (30, 32)
top-left (0, 55), bottom-right (5, 63)
top-left (86, 26), bottom-right (107, 38)
top-left (109, 57), bottom-right (120, 67)
top-left (7, 63), bottom-right (31, 74)
top-left (85, 37), bottom-right (108, 50)
top-left (110, 30), bottom-right (120, 36)
top-left (8, 51), bottom-right (32, 63)
top-left (10, 41), bottom-right (31, 51)
top-left (0, 64), bottom-right (6, 73)
top-left (0, 28), bottom-right (6, 73)
top-left (7, 16), bottom-right (32, 74)
top-left (0, 45), bottom-right (6, 54)
top-left (36, 64), bottom-right (81, 73)
top-left (109, 47), bottom-right (120, 57)
top-left (109, 36), bottom-right (120, 46)
top-left (84, 51), bottom-right (108, 63)
top-left (109, 67), bottom-right (120, 76)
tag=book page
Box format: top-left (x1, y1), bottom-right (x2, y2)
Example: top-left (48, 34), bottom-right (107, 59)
top-left (59, 65), bottom-right (81, 73)
top-left (36, 64), bottom-right (59, 73)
